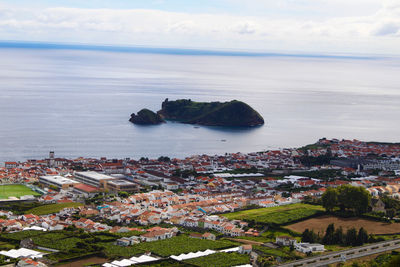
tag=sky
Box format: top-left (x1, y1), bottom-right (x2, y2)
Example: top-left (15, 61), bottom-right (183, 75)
top-left (0, 0), bottom-right (399, 55)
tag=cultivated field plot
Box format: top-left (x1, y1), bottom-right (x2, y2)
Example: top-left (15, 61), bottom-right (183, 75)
top-left (222, 203), bottom-right (325, 225)
top-left (134, 236), bottom-right (237, 257)
top-left (0, 184), bottom-right (41, 199)
top-left (183, 252), bottom-right (250, 267)
top-left (101, 235), bottom-right (238, 258)
top-left (26, 202), bottom-right (83, 215)
top-left (286, 215), bottom-right (400, 235)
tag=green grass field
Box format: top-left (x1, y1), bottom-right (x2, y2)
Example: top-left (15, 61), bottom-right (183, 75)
top-left (222, 203), bottom-right (325, 225)
top-left (184, 252), bottom-right (250, 267)
top-left (0, 184), bottom-right (41, 199)
top-left (25, 202), bottom-right (83, 215)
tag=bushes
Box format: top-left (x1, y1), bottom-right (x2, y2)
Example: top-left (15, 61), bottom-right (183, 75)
top-left (0, 202), bottom-right (45, 215)
top-left (0, 230), bottom-right (43, 242)
top-left (0, 241), bottom-right (15, 250)
top-left (254, 246), bottom-right (296, 260)
top-left (362, 212), bottom-right (391, 222)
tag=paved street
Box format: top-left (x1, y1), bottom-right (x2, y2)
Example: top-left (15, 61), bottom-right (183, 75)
top-left (275, 239), bottom-right (400, 267)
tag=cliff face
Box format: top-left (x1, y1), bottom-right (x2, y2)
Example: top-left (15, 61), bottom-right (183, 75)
top-left (129, 109), bottom-right (165, 125)
top-left (157, 99), bottom-right (264, 127)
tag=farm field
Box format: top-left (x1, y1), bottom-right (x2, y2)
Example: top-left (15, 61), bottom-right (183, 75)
top-left (183, 252), bottom-right (249, 267)
top-left (101, 235), bottom-right (238, 258)
top-left (222, 203), bottom-right (325, 225)
top-left (286, 215), bottom-right (400, 234)
top-left (25, 202), bottom-right (83, 215)
top-left (134, 236), bottom-right (237, 257)
top-left (1, 230), bottom-right (237, 260)
top-left (0, 184), bottom-right (41, 199)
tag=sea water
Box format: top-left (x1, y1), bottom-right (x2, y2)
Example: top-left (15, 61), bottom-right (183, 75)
top-left (0, 43), bottom-right (399, 162)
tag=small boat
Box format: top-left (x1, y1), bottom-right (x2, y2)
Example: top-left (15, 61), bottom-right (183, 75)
top-left (221, 139), bottom-right (226, 142)
top-left (194, 126), bottom-right (200, 129)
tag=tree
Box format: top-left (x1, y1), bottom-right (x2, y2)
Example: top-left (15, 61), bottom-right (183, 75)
top-left (337, 185), bottom-right (355, 211)
top-left (76, 241), bottom-right (87, 249)
top-left (139, 157), bottom-right (149, 162)
top-left (158, 156), bottom-right (171, 162)
top-left (118, 191), bottom-right (129, 198)
top-left (356, 227), bottom-right (368, 246)
top-left (302, 229), bottom-right (311, 242)
top-left (335, 185), bottom-right (371, 215)
top-left (351, 186), bottom-right (372, 215)
top-left (322, 187), bottom-right (338, 212)
top-left (303, 195), bottom-right (313, 203)
top-left (386, 208), bottom-right (396, 219)
top-left (333, 227), bottom-right (344, 245)
top-left (323, 223), bottom-right (335, 245)
top-left (381, 194), bottom-right (400, 210)
top-left (345, 228), bottom-right (357, 246)
top-left (302, 229), bottom-right (318, 243)
top-left (388, 255), bottom-right (400, 267)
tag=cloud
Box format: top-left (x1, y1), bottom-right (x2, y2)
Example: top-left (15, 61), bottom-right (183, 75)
top-left (373, 23), bottom-right (399, 36)
top-left (233, 21), bottom-right (258, 35)
top-left (0, 3), bottom-right (399, 54)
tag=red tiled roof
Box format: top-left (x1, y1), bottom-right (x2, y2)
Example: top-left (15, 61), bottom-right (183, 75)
top-left (74, 183), bottom-right (102, 193)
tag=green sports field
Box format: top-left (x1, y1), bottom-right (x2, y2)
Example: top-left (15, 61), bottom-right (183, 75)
top-left (0, 185), bottom-right (41, 199)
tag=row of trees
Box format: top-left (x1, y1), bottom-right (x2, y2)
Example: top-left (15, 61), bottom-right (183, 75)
top-left (321, 184), bottom-right (371, 215)
top-left (302, 223), bottom-right (374, 247)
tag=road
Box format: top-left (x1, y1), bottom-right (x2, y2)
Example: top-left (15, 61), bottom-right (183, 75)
top-left (274, 239), bottom-right (400, 267)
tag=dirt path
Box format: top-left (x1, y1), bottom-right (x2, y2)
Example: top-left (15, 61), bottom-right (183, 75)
top-left (226, 238), bottom-right (264, 245)
top-left (58, 257), bottom-right (108, 267)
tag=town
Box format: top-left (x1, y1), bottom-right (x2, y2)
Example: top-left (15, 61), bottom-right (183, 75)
top-left (0, 138), bottom-right (400, 267)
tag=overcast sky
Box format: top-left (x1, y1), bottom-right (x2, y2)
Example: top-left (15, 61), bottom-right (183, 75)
top-left (0, 0), bottom-right (399, 55)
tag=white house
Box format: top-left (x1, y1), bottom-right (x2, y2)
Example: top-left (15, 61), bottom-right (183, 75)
top-left (116, 236), bottom-right (140, 246)
top-left (239, 245), bottom-right (252, 254)
top-left (140, 228), bottom-right (177, 242)
top-left (295, 243), bottom-right (325, 253)
top-left (276, 236), bottom-right (297, 246)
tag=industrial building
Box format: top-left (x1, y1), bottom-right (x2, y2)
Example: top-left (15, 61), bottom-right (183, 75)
top-left (74, 171), bottom-right (116, 188)
top-left (74, 171), bottom-right (138, 193)
top-left (106, 179), bottom-right (139, 193)
top-left (39, 175), bottom-right (80, 190)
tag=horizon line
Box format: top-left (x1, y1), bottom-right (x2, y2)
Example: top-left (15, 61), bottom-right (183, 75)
top-left (0, 40), bottom-right (385, 60)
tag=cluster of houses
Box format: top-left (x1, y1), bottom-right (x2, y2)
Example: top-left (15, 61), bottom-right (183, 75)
top-left (0, 139), bottom-right (399, 266)
top-left (115, 227), bottom-right (178, 246)
top-left (0, 208), bottom-right (112, 233)
top-left (2, 138), bottom-right (400, 193)
top-left (316, 138), bottom-right (400, 158)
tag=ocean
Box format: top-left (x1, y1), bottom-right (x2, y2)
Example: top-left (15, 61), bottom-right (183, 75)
top-left (0, 42), bottom-right (399, 162)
